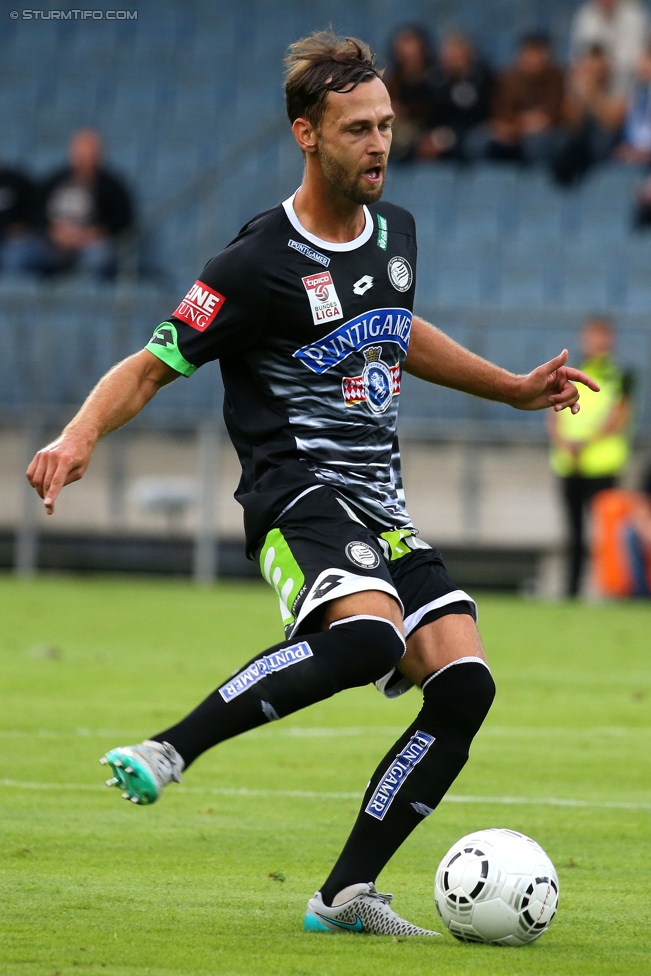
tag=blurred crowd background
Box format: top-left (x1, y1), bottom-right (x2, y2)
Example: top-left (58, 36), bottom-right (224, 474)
top-left (2, 0), bottom-right (651, 598)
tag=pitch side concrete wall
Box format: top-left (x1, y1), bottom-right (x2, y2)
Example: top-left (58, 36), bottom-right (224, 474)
top-left (3, 426), bottom-right (647, 540)
top-left (4, 429), bottom-right (647, 595)
top-left (0, 428), bottom-right (569, 543)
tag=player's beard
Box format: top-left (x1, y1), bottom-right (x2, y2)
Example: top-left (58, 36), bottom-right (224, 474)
top-left (317, 143), bottom-right (385, 205)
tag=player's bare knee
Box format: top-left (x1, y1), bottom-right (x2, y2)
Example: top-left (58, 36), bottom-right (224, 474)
top-left (401, 613), bottom-right (485, 685)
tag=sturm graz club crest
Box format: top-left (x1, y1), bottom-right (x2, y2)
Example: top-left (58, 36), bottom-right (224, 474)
top-left (342, 346), bottom-right (400, 414)
top-left (387, 255), bottom-right (413, 292)
top-left (345, 541), bottom-right (380, 570)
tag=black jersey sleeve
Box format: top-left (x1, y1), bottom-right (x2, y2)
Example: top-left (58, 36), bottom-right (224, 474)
top-left (145, 238), bottom-right (269, 376)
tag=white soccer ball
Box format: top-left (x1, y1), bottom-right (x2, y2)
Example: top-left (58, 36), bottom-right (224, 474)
top-left (434, 828), bottom-right (559, 946)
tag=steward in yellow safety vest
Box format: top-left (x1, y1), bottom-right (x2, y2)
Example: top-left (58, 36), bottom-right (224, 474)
top-left (550, 352), bottom-right (633, 477)
top-left (548, 316), bottom-right (634, 597)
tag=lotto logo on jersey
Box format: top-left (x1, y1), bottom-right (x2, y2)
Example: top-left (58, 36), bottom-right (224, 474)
top-left (301, 271), bottom-right (343, 326)
top-left (173, 280), bottom-right (225, 332)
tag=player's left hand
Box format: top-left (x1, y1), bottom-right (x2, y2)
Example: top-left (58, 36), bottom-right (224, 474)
top-left (509, 349), bottom-right (600, 414)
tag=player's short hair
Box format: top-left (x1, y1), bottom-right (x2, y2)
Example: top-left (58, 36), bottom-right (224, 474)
top-left (284, 30), bottom-right (382, 129)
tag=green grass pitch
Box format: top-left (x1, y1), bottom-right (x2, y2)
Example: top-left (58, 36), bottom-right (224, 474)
top-left (1, 574), bottom-right (650, 976)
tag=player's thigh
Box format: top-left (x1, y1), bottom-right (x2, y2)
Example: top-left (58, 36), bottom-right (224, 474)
top-left (400, 613), bottom-right (486, 686)
top-left (323, 588), bottom-right (403, 632)
top-left (388, 546), bottom-right (482, 685)
top-left (255, 487), bottom-right (402, 639)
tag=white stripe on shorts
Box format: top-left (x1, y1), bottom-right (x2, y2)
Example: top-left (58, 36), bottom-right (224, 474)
top-left (403, 589), bottom-right (477, 638)
top-left (275, 484), bottom-right (325, 522)
top-left (290, 570), bottom-right (404, 639)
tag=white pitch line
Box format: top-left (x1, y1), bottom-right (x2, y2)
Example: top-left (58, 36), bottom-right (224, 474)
top-left (0, 727), bottom-right (401, 739)
top-left (440, 795), bottom-right (651, 811)
top-left (0, 725), bottom-right (649, 739)
top-left (0, 778), bottom-right (649, 811)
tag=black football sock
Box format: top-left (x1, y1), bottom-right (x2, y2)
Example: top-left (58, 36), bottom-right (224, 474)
top-left (319, 658), bottom-right (495, 906)
top-left (151, 615), bottom-right (404, 767)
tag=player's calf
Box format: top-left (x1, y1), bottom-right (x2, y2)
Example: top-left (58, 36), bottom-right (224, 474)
top-left (158, 614), bottom-right (405, 765)
top-left (100, 615), bottom-right (404, 797)
top-left (320, 657), bottom-right (495, 904)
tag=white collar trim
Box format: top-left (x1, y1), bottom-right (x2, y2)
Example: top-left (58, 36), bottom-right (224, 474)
top-left (282, 191), bottom-right (374, 252)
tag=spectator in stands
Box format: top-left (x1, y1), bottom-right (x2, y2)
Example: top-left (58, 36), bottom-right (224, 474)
top-left (570, 0), bottom-right (649, 94)
top-left (614, 43), bottom-right (651, 226)
top-left (416, 32), bottom-right (494, 162)
top-left (35, 129), bottom-right (133, 278)
top-left (616, 42), bottom-right (651, 164)
top-left (479, 32), bottom-right (565, 165)
top-left (0, 161), bottom-right (39, 273)
top-left (384, 25), bottom-right (437, 162)
top-left (552, 45), bottom-right (626, 185)
top-left (633, 172), bottom-right (651, 226)
top-left (548, 316), bottom-right (634, 597)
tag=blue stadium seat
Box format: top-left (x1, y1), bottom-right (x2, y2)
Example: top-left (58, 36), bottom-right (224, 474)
top-left (624, 271), bottom-right (651, 312)
top-left (578, 206), bottom-right (631, 243)
top-left (498, 241), bottom-right (544, 269)
top-left (0, 0), bottom-right (649, 428)
top-left (580, 163), bottom-right (640, 203)
top-left (454, 203), bottom-right (501, 243)
top-left (428, 268), bottom-right (485, 307)
top-left (499, 268), bottom-right (547, 308)
top-left (621, 236), bottom-right (651, 271)
top-left (498, 241), bottom-right (561, 302)
top-left (460, 164), bottom-right (520, 198)
top-left (0, 276), bottom-right (41, 300)
top-left (561, 270), bottom-right (611, 310)
top-left (418, 239), bottom-right (499, 304)
top-left (515, 202), bottom-right (566, 243)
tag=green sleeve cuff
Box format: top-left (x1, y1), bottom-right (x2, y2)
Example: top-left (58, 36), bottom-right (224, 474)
top-left (145, 322), bottom-right (197, 377)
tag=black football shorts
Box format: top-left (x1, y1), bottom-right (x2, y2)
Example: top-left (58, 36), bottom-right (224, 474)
top-left (255, 485), bottom-right (476, 652)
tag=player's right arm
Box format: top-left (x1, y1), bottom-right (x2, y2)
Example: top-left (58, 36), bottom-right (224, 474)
top-left (27, 350), bottom-right (179, 515)
top-left (28, 237), bottom-right (265, 515)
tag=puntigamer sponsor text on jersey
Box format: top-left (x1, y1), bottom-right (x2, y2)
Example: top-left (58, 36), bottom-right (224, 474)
top-left (146, 195), bottom-right (417, 550)
top-left (294, 308), bottom-right (412, 373)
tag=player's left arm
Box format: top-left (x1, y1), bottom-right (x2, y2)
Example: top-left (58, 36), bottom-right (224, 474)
top-left (404, 315), bottom-right (600, 414)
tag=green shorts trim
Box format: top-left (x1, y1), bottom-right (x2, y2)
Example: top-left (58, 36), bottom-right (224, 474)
top-left (259, 528), bottom-right (307, 632)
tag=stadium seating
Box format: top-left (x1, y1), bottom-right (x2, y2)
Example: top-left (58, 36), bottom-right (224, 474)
top-left (0, 0), bottom-right (648, 436)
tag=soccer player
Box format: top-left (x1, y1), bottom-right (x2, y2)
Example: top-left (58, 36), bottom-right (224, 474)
top-left (27, 33), bottom-right (598, 937)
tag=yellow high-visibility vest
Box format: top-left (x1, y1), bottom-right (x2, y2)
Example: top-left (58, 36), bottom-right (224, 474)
top-left (550, 355), bottom-right (631, 478)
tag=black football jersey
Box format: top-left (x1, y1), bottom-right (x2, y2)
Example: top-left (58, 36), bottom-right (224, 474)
top-left (146, 193), bottom-right (418, 553)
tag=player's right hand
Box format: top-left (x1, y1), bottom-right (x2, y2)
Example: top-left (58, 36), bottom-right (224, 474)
top-left (26, 431), bottom-right (94, 515)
